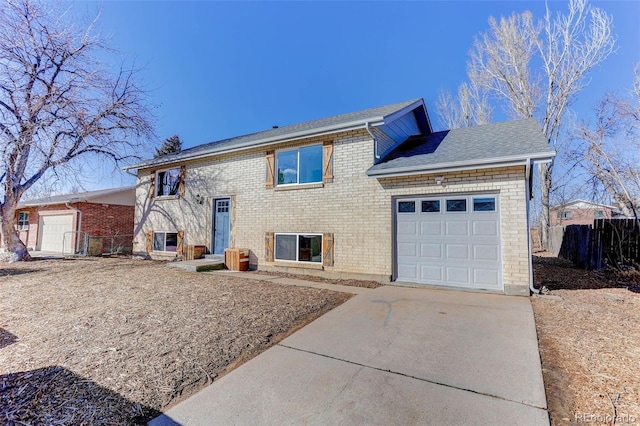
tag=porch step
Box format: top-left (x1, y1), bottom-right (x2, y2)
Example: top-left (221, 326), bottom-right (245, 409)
top-left (166, 259), bottom-right (224, 272)
top-left (204, 254), bottom-right (224, 262)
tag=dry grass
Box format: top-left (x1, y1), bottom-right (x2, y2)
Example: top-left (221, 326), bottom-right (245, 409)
top-left (0, 257), bottom-right (352, 424)
top-left (532, 255), bottom-right (640, 425)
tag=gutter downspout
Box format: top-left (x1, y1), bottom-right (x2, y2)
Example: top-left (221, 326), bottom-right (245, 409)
top-left (365, 121), bottom-right (380, 160)
top-left (525, 159), bottom-right (539, 295)
top-left (65, 202), bottom-right (82, 255)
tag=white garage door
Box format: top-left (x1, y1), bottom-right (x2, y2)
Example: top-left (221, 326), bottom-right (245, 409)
top-left (39, 214), bottom-right (74, 252)
top-left (396, 194), bottom-right (502, 291)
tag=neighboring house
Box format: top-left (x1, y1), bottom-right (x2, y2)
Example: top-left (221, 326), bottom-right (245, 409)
top-left (15, 187), bottom-right (135, 253)
top-left (126, 99), bottom-right (555, 296)
top-left (550, 199), bottom-right (616, 226)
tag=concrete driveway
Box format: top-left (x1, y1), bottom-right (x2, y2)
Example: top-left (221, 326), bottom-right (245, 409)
top-left (151, 285), bottom-right (548, 425)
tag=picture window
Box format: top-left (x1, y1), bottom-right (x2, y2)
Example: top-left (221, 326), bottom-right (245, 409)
top-left (277, 145), bottom-right (322, 185)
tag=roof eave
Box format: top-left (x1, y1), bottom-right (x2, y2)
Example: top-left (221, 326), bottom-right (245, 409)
top-left (125, 118), bottom-right (389, 171)
top-left (366, 152), bottom-right (555, 178)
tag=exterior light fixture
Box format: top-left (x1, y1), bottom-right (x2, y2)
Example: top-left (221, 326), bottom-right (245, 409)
top-left (435, 176), bottom-right (444, 185)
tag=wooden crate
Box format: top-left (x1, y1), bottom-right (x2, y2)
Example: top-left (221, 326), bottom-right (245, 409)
top-left (225, 248), bottom-right (249, 271)
top-left (185, 245), bottom-right (207, 260)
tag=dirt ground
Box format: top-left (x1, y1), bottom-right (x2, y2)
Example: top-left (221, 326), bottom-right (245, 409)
top-left (0, 257), bottom-right (352, 424)
top-left (532, 254), bottom-right (640, 425)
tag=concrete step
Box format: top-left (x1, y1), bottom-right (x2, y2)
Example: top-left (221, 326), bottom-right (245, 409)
top-left (166, 259), bottom-right (224, 272)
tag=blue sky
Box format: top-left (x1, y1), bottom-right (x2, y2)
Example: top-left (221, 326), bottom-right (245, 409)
top-left (76, 0), bottom-right (639, 190)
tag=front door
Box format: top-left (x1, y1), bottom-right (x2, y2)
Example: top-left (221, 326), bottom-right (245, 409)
top-left (213, 198), bottom-right (230, 254)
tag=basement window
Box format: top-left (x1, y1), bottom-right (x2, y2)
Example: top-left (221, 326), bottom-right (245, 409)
top-left (275, 233), bottom-right (322, 263)
top-left (153, 232), bottom-right (178, 252)
top-left (17, 212), bottom-right (29, 230)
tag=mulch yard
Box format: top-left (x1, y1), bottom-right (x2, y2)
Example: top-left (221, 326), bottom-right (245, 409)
top-left (0, 257), bottom-right (353, 424)
top-left (532, 254), bottom-right (640, 425)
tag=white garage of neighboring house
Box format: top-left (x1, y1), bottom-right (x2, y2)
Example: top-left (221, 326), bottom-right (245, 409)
top-left (13, 187), bottom-right (135, 254)
top-left (38, 213), bottom-right (75, 252)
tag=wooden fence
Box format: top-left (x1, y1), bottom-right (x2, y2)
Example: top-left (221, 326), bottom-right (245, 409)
top-left (556, 219), bottom-right (640, 269)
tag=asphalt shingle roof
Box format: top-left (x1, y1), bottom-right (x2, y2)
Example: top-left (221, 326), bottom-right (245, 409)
top-left (130, 99), bottom-right (423, 170)
top-left (367, 118), bottom-right (554, 175)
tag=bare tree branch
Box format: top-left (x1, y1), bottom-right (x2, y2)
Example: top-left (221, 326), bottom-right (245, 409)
top-left (0, 0), bottom-right (155, 260)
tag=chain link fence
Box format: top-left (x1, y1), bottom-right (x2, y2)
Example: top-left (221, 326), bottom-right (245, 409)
top-left (62, 232), bottom-right (133, 257)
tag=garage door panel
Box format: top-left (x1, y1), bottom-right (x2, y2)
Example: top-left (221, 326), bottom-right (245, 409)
top-left (473, 221), bottom-right (498, 236)
top-left (473, 245), bottom-right (499, 261)
top-left (398, 264), bottom-right (418, 280)
top-left (446, 267), bottom-right (469, 284)
top-left (421, 265), bottom-right (443, 281)
top-left (396, 195), bottom-right (502, 291)
top-left (398, 222), bottom-right (417, 235)
top-left (474, 269), bottom-right (500, 288)
top-left (446, 244), bottom-right (469, 260)
top-left (445, 221), bottom-right (468, 236)
top-left (420, 221), bottom-right (442, 236)
top-left (420, 243), bottom-right (442, 259)
top-left (398, 243), bottom-right (417, 257)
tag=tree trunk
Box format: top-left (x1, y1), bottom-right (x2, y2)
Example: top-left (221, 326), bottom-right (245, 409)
top-left (0, 203), bottom-right (31, 261)
top-left (538, 163), bottom-right (551, 251)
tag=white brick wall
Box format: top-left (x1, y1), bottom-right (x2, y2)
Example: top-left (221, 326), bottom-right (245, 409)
top-left (134, 129), bottom-right (530, 295)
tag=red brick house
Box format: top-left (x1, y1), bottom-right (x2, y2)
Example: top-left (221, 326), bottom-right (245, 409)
top-left (15, 187), bottom-right (135, 254)
top-left (550, 199), bottom-right (616, 226)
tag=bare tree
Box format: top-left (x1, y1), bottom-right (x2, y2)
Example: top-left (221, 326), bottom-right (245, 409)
top-left (574, 66), bottom-right (640, 223)
top-left (438, 0), bottom-right (616, 249)
top-left (436, 78), bottom-right (493, 130)
top-left (0, 0), bottom-right (154, 261)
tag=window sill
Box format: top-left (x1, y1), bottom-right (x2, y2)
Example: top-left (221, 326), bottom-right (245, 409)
top-left (154, 195), bottom-right (180, 200)
top-left (270, 261), bottom-right (324, 270)
top-left (275, 183), bottom-right (324, 191)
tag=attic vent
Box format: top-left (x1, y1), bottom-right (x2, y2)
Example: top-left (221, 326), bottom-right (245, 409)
top-left (272, 125), bottom-right (279, 129)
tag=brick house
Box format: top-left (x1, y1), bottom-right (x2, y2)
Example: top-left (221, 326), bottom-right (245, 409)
top-left (550, 199), bottom-right (616, 226)
top-left (127, 99), bottom-right (555, 295)
top-left (15, 187), bottom-right (135, 254)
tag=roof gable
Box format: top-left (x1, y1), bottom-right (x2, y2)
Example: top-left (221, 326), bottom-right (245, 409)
top-left (367, 118), bottom-right (555, 177)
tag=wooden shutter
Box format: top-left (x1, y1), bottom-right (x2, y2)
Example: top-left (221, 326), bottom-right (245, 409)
top-left (265, 231), bottom-right (274, 262)
top-left (179, 166), bottom-right (186, 197)
top-left (323, 141), bottom-right (333, 183)
top-left (177, 230), bottom-right (184, 255)
top-left (323, 232), bottom-right (334, 267)
top-left (149, 171), bottom-right (156, 199)
top-left (146, 230), bottom-right (153, 252)
top-left (265, 151), bottom-right (275, 188)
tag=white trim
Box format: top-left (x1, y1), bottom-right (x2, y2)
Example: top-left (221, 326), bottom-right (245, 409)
top-left (274, 232), bottom-right (323, 264)
top-left (367, 154), bottom-right (555, 178)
